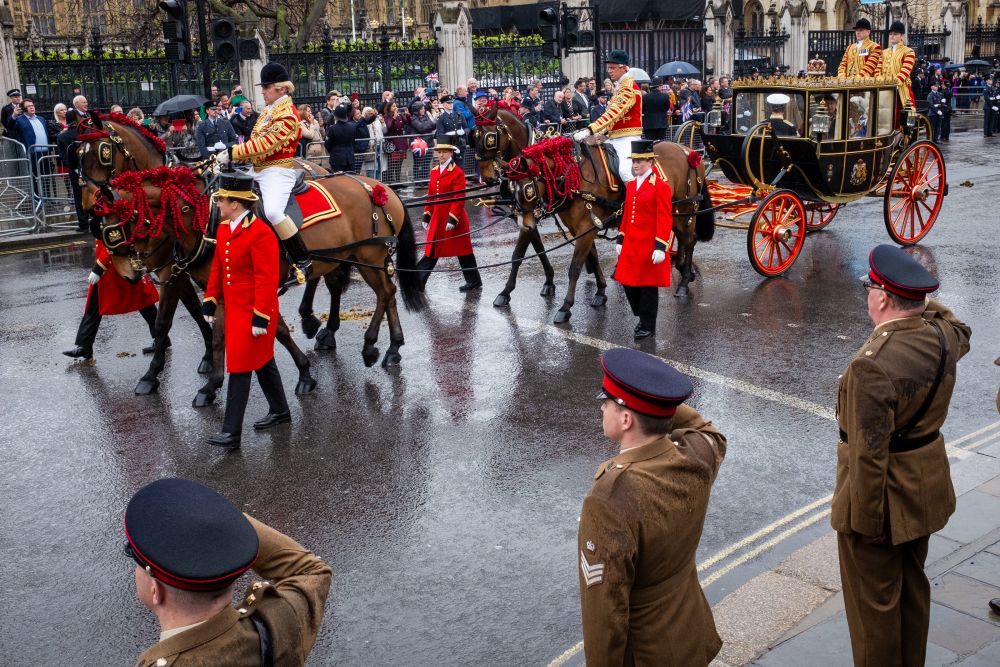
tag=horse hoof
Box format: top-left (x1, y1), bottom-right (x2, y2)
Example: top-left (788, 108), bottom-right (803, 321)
top-left (301, 314), bottom-right (321, 339)
top-left (192, 391), bottom-right (215, 408)
top-left (493, 293), bottom-right (511, 307)
top-left (674, 286), bottom-right (690, 298)
top-left (362, 348), bottom-right (379, 367)
top-left (590, 294), bottom-right (608, 308)
top-left (135, 379), bottom-right (160, 395)
top-left (197, 359), bottom-right (213, 375)
top-left (553, 309), bottom-right (571, 324)
top-left (381, 351), bottom-right (402, 367)
top-left (295, 378), bottom-right (318, 395)
top-left (540, 283), bottom-right (556, 297)
top-left (314, 328), bottom-right (337, 351)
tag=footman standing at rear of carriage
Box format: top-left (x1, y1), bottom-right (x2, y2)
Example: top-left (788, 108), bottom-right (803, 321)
top-left (613, 140), bottom-right (672, 341)
top-left (201, 173), bottom-right (290, 448)
top-left (416, 141), bottom-right (482, 292)
top-left (834, 245), bottom-right (971, 665)
top-left (579, 348), bottom-right (726, 666)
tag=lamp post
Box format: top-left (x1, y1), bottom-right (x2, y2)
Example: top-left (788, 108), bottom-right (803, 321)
top-left (351, 0), bottom-right (356, 41)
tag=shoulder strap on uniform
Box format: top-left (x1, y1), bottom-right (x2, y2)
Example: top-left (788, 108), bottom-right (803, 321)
top-left (251, 614), bottom-right (273, 667)
top-left (892, 320), bottom-right (946, 443)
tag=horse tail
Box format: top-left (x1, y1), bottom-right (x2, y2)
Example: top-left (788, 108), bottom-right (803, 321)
top-left (395, 208), bottom-right (428, 312)
top-left (695, 173), bottom-right (715, 242)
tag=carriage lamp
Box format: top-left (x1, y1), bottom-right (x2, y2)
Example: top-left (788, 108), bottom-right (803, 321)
top-left (706, 98), bottom-right (723, 129)
top-left (902, 104), bottom-right (917, 129)
top-left (811, 103), bottom-right (831, 137)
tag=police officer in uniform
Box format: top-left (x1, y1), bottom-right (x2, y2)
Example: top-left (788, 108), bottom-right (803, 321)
top-left (125, 478), bottom-right (332, 666)
top-left (834, 245), bottom-right (971, 666)
top-left (579, 348), bottom-right (727, 666)
top-left (926, 82), bottom-right (947, 143)
top-left (982, 75), bottom-right (999, 137)
top-left (201, 173), bottom-right (289, 448)
top-left (216, 61), bottom-right (312, 282)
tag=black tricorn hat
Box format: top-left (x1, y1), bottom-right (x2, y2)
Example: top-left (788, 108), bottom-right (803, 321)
top-left (854, 18), bottom-right (872, 31)
top-left (258, 61), bottom-right (290, 86)
top-left (889, 20), bottom-right (905, 34)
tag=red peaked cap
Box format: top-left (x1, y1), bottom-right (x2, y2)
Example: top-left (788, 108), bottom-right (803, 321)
top-left (597, 348), bottom-right (693, 417)
top-left (867, 244), bottom-right (938, 301)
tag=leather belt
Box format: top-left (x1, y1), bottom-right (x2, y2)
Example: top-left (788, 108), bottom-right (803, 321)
top-left (839, 429), bottom-right (941, 453)
top-left (629, 561), bottom-right (696, 607)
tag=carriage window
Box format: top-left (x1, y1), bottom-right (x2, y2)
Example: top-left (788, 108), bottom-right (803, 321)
top-left (847, 91), bottom-right (872, 138)
top-left (876, 89), bottom-right (895, 136)
top-left (809, 93), bottom-right (842, 140)
top-left (732, 91), bottom-right (806, 136)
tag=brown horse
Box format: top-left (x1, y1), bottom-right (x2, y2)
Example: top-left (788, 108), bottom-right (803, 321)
top-left (500, 133), bottom-right (715, 322)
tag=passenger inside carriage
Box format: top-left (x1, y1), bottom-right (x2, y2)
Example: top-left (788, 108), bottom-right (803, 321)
top-left (733, 90), bottom-right (805, 136)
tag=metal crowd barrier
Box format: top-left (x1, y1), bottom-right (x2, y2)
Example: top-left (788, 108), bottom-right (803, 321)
top-left (0, 137), bottom-right (40, 237)
top-left (33, 146), bottom-right (78, 230)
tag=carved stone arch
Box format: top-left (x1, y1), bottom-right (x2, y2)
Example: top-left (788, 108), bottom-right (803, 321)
top-left (744, 0), bottom-right (765, 32)
top-left (834, 0), bottom-right (855, 30)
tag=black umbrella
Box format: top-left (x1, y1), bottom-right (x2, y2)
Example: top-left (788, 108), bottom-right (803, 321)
top-left (964, 59), bottom-right (992, 69)
top-left (654, 61), bottom-right (700, 77)
top-left (153, 94), bottom-right (210, 117)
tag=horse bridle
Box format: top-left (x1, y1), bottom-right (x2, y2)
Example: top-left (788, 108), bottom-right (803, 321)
top-left (75, 122), bottom-right (141, 198)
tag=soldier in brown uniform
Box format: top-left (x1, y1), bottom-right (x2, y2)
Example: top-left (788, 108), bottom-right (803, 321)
top-left (579, 348), bottom-right (727, 666)
top-left (833, 245), bottom-right (971, 666)
top-left (125, 478), bottom-right (332, 666)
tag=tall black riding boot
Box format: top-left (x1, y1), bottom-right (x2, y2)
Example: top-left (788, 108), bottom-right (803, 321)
top-left (282, 231), bottom-right (313, 284)
top-left (457, 254), bottom-right (482, 292)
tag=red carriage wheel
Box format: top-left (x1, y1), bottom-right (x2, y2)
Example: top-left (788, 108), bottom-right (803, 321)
top-left (883, 140), bottom-right (946, 245)
top-left (804, 202), bottom-right (841, 232)
top-left (747, 190), bottom-right (807, 277)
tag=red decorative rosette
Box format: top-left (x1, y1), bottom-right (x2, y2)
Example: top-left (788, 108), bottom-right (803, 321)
top-left (371, 183), bottom-right (389, 206)
top-left (528, 164), bottom-right (541, 177)
top-left (686, 150), bottom-right (702, 169)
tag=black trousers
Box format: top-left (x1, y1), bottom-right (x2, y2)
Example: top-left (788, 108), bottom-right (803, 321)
top-left (642, 127), bottom-right (667, 141)
top-left (221, 357), bottom-right (289, 435)
top-left (74, 287), bottom-right (157, 351)
top-left (940, 113), bottom-right (951, 140)
top-left (622, 285), bottom-right (659, 330)
top-left (985, 107), bottom-right (998, 135)
top-left (416, 254), bottom-right (481, 289)
top-left (69, 174), bottom-right (92, 232)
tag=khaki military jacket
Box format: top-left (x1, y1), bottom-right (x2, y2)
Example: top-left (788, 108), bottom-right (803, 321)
top-left (134, 516), bottom-right (332, 667)
top-left (578, 404), bottom-right (727, 667)
top-left (832, 299), bottom-right (971, 545)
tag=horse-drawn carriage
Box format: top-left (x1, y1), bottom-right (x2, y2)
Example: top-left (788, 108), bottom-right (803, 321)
top-left (676, 75), bottom-right (945, 276)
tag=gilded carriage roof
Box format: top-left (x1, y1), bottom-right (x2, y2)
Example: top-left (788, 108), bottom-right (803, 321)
top-left (731, 75), bottom-right (899, 92)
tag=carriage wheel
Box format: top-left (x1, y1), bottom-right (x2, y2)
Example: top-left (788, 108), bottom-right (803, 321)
top-left (673, 120), bottom-right (702, 151)
top-left (883, 140), bottom-right (945, 245)
top-left (915, 114), bottom-right (932, 142)
top-left (747, 190), bottom-right (807, 277)
top-left (804, 202), bottom-right (841, 233)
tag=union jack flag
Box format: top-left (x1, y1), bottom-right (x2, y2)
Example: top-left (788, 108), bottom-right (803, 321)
top-left (426, 73), bottom-right (440, 84)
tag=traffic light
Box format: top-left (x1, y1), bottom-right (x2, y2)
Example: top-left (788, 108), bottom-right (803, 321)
top-left (159, 0), bottom-right (190, 64)
top-left (211, 17), bottom-right (239, 62)
top-left (539, 5), bottom-right (559, 59)
top-left (562, 14), bottom-right (579, 48)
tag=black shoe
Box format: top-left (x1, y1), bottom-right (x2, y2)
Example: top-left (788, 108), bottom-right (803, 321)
top-left (458, 281), bottom-right (482, 293)
top-left (207, 432), bottom-right (241, 448)
top-left (990, 598), bottom-right (1000, 615)
top-left (634, 328), bottom-right (655, 340)
top-left (63, 346), bottom-right (93, 359)
top-left (253, 411), bottom-right (291, 430)
top-left (142, 337), bottom-right (171, 355)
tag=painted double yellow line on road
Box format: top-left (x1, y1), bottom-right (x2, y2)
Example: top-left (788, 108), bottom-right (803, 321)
top-left (0, 240), bottom-right (87, 256)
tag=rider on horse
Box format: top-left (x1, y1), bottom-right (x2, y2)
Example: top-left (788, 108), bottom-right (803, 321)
top-left (572, 50), bottom-right (643, 184)
top-left (216, 61), bottom-right (312, 282)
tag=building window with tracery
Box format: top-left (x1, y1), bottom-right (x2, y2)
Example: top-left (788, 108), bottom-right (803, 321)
top-left (744, 1), bottom-right (764, 34)
top-left (29, 0), bottom-right (57, 35)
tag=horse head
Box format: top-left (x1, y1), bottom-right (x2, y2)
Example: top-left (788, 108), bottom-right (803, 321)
top-left (477, 106), bottom-right (530, 185)
top-left (74, 114), bottom-right (167, 212)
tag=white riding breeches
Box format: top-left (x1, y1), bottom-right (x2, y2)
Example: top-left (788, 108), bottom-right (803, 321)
top-left (250, 166), bottom-right (297, 224)
top-left (608, 136), bottom-right (635, 183)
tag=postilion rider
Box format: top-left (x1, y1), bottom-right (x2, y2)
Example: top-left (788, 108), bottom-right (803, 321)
top-left (580, 348), bottom-right (727, 665)
top-left (837, 18), bottom-right (883, 78)
top-left (201, 172), bottom-right (290, 449)
top-left (572, 49), bottom-right (643, 185)
top-left (216, 61), bottom-right (312, 283)
top-left (612, 139), bottom-right (673, 341)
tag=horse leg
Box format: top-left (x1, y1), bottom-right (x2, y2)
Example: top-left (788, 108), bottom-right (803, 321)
top-left (176, 278), bottom-right (214, 374)
top-left (674, 217), bottom-right (695, 298)
top-left (135, 281), bottom-right (182, 395)
top-left (527, 227), bottom-right (556, 297)
top-left (356, 266), bottom-right (388, 368)
top-left (276, 314), bottom-right (317, 395)
top-left (314, 271), bottom-right (343, 352)
top-left (298, 278), bottom-right (322, 339)
top-left (553, 228), bottom-right (594, 324)
top-left (493, 227), bottom-right (534, 307)
top-left (374, 270), bottom-right (404, 367)
top-left (587, 244), bottom-right (608, 307)
top-left (194, 305), bottom-right (227, 407)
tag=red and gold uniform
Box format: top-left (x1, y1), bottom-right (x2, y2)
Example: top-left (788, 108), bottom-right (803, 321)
top-left (231, 95), bottom-right (301, 171)
top-left (614, 165), bottom-right (673, 288)
top-left (837, 37), bottom-right (883, 78)
top-left (588, 74), bottom-right (643, 183)
top-left (882, 41), bottom-right (917, 107)
top-left (202, 213), bottom-right (280, 373)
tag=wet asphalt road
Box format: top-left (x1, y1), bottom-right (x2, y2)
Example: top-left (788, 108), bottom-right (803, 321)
top-left (1, 131), bottom-right (999, 666)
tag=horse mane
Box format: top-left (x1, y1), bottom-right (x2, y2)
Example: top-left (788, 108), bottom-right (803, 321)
top-left (509, 136), bottom-right (581, 208)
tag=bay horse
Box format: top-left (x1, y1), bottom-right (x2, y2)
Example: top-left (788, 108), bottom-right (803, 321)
top-left (92, 165), bottom-right (426, 407)
top-left (500, 134), bottom-right (715, 323)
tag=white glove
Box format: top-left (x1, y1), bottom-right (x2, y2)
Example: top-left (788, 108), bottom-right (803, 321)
top-left (212, 141), bottom-right (226, 152)
top-left (422, 213), bottom-right (430, 230)
top-left (204, 315), bottom-right (215, 325)
top-left (446, 222), bottom-right (456, 231)
top-left (456, 128), bottom-right (465, 135)
top-left (651, 249), bottom-right (666, 265)
top-left (252, 326), bottom-right (267, 337)
top-left (614, 242), bottom-right (623, 255)
top-left (573, 128), bottom-right (591, 142)
top-left (87, 271), bottom-right (101, 285)
top-left (993, 106), bottom-right (999, 111)
top-left (216, 149), bottom-right (231, 166)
